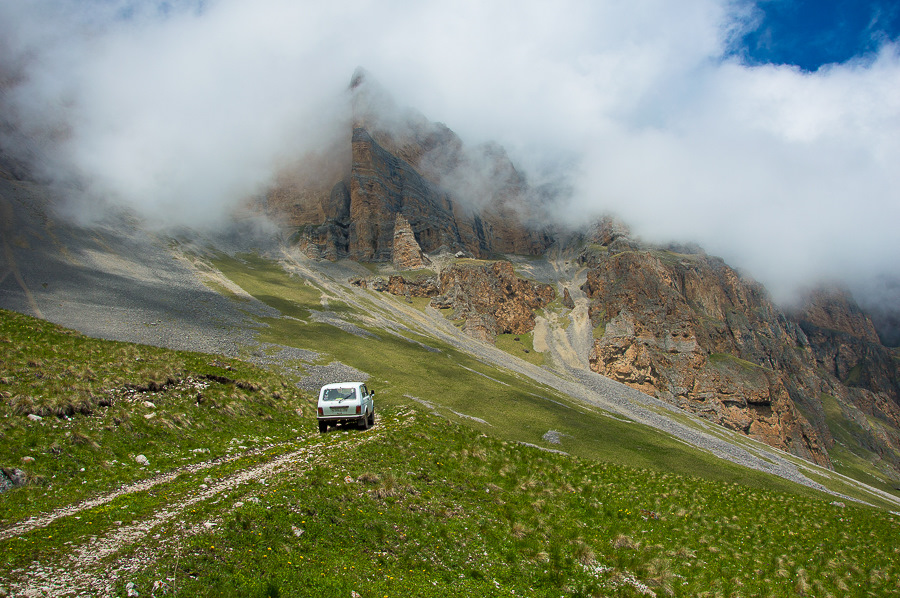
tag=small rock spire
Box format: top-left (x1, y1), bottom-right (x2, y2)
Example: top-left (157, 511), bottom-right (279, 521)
top-left (392, 214), bottom-right (430, 270)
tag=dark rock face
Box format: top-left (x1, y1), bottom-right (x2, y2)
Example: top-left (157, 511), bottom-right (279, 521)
top-left (795, 288), bottom-right (900, 412)
top-left (346, 127), bottom-right (445, 260)
top-left (794, 289), bottom-right (900, 474)
top-left (267, 75), bottom-right (552, 262)
top-left (797, 286), bottom-right (882, 345)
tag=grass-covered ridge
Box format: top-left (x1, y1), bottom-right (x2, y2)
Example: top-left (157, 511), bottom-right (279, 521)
top-left (1, 309), bottom-right (899, 596)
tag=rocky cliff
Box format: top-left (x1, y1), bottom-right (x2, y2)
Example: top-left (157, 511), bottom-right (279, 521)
top-left (431, 261), bottom-right (556, 342)
top-left (265, 74), bottom-right (900, 476)
top-left (577, 226), bottom-right (900, 474)
top-left (266, 72), bottom-right (552, 262)
top-left (579, 246), bottom-right (830, 466)
top-left (794, 289), bottom-right (900, 475)
top-left (357, 260), bottom-right (555, 343)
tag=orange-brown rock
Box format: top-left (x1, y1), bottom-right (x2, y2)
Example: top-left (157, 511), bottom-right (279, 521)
top-left (797, 286), bottom-right (881, 344)
top-left (581, 241), bottom-right (900, 473)
top-left (583, 248), bottom-right (833, 467)
top-left (431, 261), bottom-right (555, 339)
top-left (267, 72), bottom-right (552, 261)
top-left (793, 287), bottom-right (900, 470)
top-left (386, 274), bottom-right (439, 298)
top-left (377, 261), bottom-right (554, 342)
top-left (392, 214), bottom-right (430, 270)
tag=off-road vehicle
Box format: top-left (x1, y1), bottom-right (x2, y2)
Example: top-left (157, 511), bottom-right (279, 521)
top-left (316, 382), bottom-right (375, 433)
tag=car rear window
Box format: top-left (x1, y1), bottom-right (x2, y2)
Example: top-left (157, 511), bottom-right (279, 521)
top-left (322, 387), bottom-right (357, 401)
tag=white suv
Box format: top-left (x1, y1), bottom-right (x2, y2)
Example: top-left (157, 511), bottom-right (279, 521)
top-left (317, 382), bottom-right (375, 433)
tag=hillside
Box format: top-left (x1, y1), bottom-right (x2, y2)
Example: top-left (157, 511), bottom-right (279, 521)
top-left (3, 72), bottom-right (900, 595)
top-left (263, 69), bottom-right (553, 261)
top-left (257, 73), bottom-right (900, 486)
top-left (2, 309), bottom-right (900, 597)
top-left (4, 100), bottom-right (900, 495)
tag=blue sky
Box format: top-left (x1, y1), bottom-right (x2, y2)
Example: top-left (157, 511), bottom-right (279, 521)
top-left (739, 0), bottom-right (900, 70)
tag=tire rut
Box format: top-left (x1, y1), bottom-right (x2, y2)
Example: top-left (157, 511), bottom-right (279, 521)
top-left (6, 417), bottom-right (403, 598)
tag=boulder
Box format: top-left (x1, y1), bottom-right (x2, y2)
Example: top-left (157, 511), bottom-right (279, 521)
top-left (0, 468), bottom-right (27, 492)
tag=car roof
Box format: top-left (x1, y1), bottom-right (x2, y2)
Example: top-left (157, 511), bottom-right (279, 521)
top-left (320, 382), bottom-right (365, 389)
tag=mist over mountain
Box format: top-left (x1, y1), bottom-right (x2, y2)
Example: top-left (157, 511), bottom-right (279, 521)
top-left (1, 0), bottom-right (898, 318)
top-left (2, 2), bottom-right (900, 540)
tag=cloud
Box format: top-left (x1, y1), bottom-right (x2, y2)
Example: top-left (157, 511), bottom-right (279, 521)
top-left (1, 0), bottom-right (357, 226)
top-left (1, 0), bottom-right (898, 307)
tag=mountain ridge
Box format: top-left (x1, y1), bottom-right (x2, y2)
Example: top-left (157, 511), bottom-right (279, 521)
top-left (2, 71), bottom-right (899, 490)
top-left (254, 75), bottom-right (900, 479)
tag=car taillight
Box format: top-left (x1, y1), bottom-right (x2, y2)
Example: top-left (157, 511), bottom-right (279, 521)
top-left (317, 407), bottom-right (323, 416)
top-left (355, 405), bottom-right (361, 414)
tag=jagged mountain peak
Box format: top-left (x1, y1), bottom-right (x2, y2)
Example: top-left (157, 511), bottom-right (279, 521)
top-left (266, 70), bottom-right (553, 262)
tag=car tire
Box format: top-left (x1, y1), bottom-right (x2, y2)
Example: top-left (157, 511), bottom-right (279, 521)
top-left (318, 420), bottom-right (328, 433)
top-left (368, 408), bottom-right (375, 427)
top-left (359, 411), bottom-right (370, 430)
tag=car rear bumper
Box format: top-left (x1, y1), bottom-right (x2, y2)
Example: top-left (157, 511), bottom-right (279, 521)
top-left (317, 415), bottom-right (365, 422)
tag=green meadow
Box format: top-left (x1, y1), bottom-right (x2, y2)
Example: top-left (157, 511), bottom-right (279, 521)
top-left (1, 251), bottom-right (899, 596)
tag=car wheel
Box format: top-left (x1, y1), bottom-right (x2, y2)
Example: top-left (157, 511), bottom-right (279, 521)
top-left (368, 408), bottom-right (375, 427)
top-left (359, 411), bottom-right (370, 430)
top-left (318, 420), bottom-right (328, 433)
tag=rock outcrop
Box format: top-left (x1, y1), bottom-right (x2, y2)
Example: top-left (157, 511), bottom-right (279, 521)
top-left (392, 214), bottom-right (430, 270)
top-left (794, 288), bottom-right (900, 475)
top-left (797, 286), bottom-right (882, 345)
top-left (386, 274), bottom-right (440, 298)
top-left (267, 72), bottom-right (553, 262)
top-left (578, 234), bottom-right (900, 474)
top-left (370, 260), bottom-right (554, 343)
top-left (432, 261), bottom-right (555, 341)
top-left (581, 247), bottom-right (832, 466)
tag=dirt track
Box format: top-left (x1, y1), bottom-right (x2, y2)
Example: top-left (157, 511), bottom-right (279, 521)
top-left (5, 415), bottom-right (403, 598)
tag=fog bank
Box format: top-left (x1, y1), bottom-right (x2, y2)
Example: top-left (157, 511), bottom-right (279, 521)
top-left (1, 0), bottom-right (898, 310)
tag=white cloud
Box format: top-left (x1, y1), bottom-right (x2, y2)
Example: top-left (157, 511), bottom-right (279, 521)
top-left (1, 0), bottom-right (898, 304)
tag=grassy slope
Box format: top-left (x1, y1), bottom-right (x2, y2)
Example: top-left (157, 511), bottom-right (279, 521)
top-left (0, 309), bottom-right (311, 523)
top-left (1, 251), bottom-right (899, 595)
top-left (212, 253), bottom-right (900, 505)
top-left (2, 342), bottom-right (899, 596)
top-left (819, 393), bottom-right (900, 495)
top-left (116, 409), bottom-right (900, 598)
top-left (212, 253), bottom-right (836, 496)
